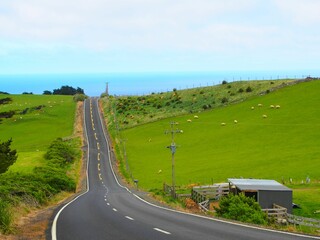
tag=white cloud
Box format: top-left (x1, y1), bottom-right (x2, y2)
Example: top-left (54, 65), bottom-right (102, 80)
top-left (274, 0), bottom-right (320, 25)
top-left (0, 0), bottom-right (319, 72)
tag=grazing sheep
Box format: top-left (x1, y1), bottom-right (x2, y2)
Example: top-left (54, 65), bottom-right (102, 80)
top-left (262, 114), bottom-right (267, 118)
top-left (258, 103), bottom-right (263, 107)
top-left (194, 115), bottom-right (199, 119)
top-left (276, 105), bottom-right (281, 109)
top-left (234, 120), bottom-right (238, 124)
top-left (221, 122), bottom-right (226, 126)
top-left (251, 106), bottom-right (255, 110)
top-left (270, 105), bottom-right (275, 108)
top-left (187, 119), bottom-right (192, 122)
top-left (158, 170), bottom-right (162, 174)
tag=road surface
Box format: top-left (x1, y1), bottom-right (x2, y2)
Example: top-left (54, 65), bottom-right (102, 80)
top-left (51, 98), bottom-right (319, 240)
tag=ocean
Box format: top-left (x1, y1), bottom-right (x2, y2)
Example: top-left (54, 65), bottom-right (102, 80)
top-left (0, 70), bottom-right (319, 96)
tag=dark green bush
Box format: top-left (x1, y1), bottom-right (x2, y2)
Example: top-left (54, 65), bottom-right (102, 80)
top-left (221, 97), bottom-right (228, 104)
top-left (45, 138), bottom-right (77, 165)
top-left (246, 86), bottom-right (253, 92)
top-left (215, 193), bottom-right (267, 225)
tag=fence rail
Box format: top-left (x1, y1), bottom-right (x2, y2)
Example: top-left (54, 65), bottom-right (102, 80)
top-left (262, 204), bottom-right (287, 219)
top-left (191, 183), bottom-right (229, 211)
top-left (287, 214), bottom-right (320, 229)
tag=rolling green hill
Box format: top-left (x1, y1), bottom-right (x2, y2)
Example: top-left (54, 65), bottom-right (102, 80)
top-left (110, 79), bottom-right (320, 218)
top-left (119, 80), bottom-right (319, 188)
top-left (0, 94), bottom-right (76, 173)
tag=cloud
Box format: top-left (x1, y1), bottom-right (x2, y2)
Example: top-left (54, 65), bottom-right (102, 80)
top-left (0, 0), bottom-right (319, 72)
top-left (274, 0), bottom-right (320, 25)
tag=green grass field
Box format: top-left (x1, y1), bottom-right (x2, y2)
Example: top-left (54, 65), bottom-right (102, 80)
top-left (117, 80), bottom-right (320, 218)
top-left (0, 94), bottom-right (76, 173)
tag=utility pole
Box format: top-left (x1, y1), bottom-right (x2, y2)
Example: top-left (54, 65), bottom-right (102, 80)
top-left (105, 82), bottom-right (109, 96)
top-left (165, 122), bottom-right (182, 198)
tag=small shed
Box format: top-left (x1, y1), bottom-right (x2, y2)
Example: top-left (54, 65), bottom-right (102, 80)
top-left (228, 178), bottom-right (292, 213)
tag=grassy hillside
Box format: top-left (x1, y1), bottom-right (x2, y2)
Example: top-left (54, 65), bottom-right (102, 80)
top-left (102, 79), bottom-right (296, 130)
top-left (110, 80), bottom-right (320, 218)
top-left (0, 94), bottom-right (79, 234)
top-left (0, 94), bottom-right (76, 173)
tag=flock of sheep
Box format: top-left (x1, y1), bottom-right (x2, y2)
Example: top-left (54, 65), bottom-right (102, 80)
top-left (185, 103), bottom-right (281, 126)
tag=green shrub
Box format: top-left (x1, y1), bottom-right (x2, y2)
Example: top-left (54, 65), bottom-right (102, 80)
top-left (215, 193), bottom-right (267, 225)
top-left (246, 86), bottom-right (253, 92)
top-left (45, 138), bottom-right (77, 165)
top-left (73, 93), bottom-right (87, 102)
top-left (221, 97), bottom-right (228, 104)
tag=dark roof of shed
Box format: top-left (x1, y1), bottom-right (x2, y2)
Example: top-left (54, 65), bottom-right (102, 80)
top-left (228, 178), bottom-right (292, 191)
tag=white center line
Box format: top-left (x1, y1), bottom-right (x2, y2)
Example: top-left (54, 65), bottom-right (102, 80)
top-left (112, 208), bottom-right (117, 212)
top-left (153, 228), bottom-right (171, 235)
top-left (125, 216), bottom-right (134, 221)
top-left (107, 203), bottom-right (110, 206)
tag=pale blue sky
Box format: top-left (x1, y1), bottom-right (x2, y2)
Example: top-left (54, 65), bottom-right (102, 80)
top-left (0, 0), bottom-right (320, 74)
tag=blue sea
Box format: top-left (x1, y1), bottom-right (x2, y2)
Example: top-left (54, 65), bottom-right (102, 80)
top-left (0, 70), bottom-right (319, 96)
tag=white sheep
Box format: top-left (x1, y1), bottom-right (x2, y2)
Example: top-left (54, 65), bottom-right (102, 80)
top-left (276, 105), bottom-right (281, 109)
top-left (251, 106), bottom-right (255, 110)
top-left (234, 120), bottom-right (238, 124)
top-left (187, 119), bottom-right (192, 122)
top-left (262, 114), bottom-right (267, 118)
top-left (270, 105), bottom-right (275, 108)
top-left (194, 115), bottom-right (199, 119)
top-left (221, 122), bottom-right (226, 126)
top-left (258, 103), bottom-right (263, 107)
top-left (158, 170), bottom-right (162, 174)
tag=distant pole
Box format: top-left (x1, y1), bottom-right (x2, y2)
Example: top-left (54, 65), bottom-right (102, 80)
top-left (106, 82), bottom-right (109, 96)
top-left (165, 122), bottom-right (182, 198)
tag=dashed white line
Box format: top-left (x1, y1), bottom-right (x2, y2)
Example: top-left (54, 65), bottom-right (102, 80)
top-left (112, 208), bottom-right (117, 212)
top-left (98, 173), bottom-right (102, 180)
top-left (98, 163), bottom-right (101, 171)
top-left (107, 203), bottom-right (110, 206)
top-left (125, 216), bottom-right (134, 221)
top-left (153, 228), bottom-right (171, 235)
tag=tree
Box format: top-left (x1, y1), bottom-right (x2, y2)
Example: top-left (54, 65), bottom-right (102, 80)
top-left (0, 139), bottom-right (18, 174)
top-left (43, 90), bottom-right (52, 95)
top-left (53, 86), bottom-right (84, 95)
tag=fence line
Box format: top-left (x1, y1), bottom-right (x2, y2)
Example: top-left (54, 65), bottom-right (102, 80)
top-left (287, 214), bottom-right (320, 229)
top-left (191, 183), bottom-right (229, 210)
top-left (262, 204), bottom-right (287, 219)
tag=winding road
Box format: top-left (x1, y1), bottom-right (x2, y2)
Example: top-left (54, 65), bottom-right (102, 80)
top-left (51, 98), bottom-right (319, 240)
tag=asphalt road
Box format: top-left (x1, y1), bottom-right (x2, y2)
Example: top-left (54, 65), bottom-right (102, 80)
top-left (51, 98), bottom-right (319, 240)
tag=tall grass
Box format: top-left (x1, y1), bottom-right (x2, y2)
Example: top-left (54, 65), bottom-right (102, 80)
top-left (0, 199), bottom-right (12, 233)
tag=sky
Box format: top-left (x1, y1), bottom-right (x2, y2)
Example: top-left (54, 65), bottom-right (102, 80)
top-left (0, 0), bottom-right (320, 74)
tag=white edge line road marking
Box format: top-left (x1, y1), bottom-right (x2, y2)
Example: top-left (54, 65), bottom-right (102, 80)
top-left (51, 99), bottom-right (91, 240)
top-left (154, 228), bottom-right (171, 235)
top-left (125, 216), bottom-right (134, 221)
top-left (99, 173), bottom-right (102, 180)
top-left (95, 99), bottom-right (320, 240)
top-left (98, 163), bottom-right (100, 171)
top-left (97, 152), bottom-right (100, 161)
